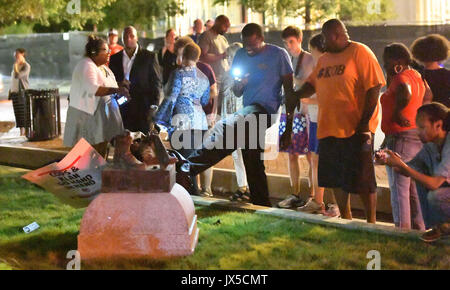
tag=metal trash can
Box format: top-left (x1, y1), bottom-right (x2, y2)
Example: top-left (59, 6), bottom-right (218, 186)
top-left (25, 89), bottom-right (61, 141)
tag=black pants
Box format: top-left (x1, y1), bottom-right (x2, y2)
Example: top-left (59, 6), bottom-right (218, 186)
top-left (186, 104), bottom-right (273, 206)
top-left (170, 129), bottom-right (207, 195)
top-left (10, 92), bottom-right (28, 128)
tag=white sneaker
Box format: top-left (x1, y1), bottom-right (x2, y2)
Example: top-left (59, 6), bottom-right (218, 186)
top-left (324, 203), bottom-right (341, 217)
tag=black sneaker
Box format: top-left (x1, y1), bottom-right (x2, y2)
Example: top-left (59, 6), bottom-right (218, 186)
top-left (420, 223), bottom-right (450, 243)
top-left (170, 149), bottom-right (194, 194)
top-left (229, 190), bottom-right (251, 202)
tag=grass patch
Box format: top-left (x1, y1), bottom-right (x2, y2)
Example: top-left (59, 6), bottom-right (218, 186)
top-left (0, 165), bottom-right (449, 270)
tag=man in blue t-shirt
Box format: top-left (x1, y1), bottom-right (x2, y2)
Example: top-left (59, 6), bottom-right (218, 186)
top-left (177, 23), bottom-right (294, 206)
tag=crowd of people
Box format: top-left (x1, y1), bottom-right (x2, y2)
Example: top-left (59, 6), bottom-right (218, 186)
top-left (33, 15), bottom-right (448, 242)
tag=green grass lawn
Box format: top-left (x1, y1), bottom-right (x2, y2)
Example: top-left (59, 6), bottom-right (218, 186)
top-left (0, 165), bottom-right (449, 270)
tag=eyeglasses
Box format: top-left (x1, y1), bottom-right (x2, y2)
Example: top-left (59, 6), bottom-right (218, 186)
top-left (99, 48), bottom-right (111, 54)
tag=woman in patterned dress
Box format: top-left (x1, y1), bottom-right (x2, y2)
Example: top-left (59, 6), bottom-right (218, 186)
top-left (155, 42), bottom-right (210, 195)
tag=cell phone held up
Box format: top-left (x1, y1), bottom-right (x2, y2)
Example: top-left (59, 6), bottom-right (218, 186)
top-left (374, 149), bottom-right (390, 165)
top-left (114, 93), bottom-right (129, 106)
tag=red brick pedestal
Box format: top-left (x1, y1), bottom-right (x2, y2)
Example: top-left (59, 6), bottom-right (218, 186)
top-left (78, 165), bottom-right (199, 260)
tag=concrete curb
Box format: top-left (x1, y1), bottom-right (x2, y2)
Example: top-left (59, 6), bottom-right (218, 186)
top-left (191, 196), bottom-right (424, 240)
top-left (0, 144), bottom-right (67, 169)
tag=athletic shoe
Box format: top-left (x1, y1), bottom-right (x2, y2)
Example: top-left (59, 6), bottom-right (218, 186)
top-left (323, 203), bottom-right (341, 217)
top-left (297, 199), bottom-right (325, 214)
top-left (420, 223), bottom-right (450, 243)
top-left (277, 195), bottom-right (310, 209)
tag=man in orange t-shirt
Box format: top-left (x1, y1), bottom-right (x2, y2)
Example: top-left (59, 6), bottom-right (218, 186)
top-left (107, 29), bottom-right (123, 66)
top-left (281, 19), bottom-right (386, 223)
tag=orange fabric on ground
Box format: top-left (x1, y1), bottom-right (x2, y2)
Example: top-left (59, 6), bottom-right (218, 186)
top-left (381, 69), bottom-right (426, 135)
top-left (307, 41), bottom-right (386, 139)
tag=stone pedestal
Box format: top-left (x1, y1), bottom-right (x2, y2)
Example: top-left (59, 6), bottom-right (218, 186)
top-left (77, 165), bottom-right (199, 260)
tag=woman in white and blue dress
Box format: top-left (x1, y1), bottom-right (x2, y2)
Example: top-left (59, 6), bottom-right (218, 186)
top-left (155, 42), bottom-right (210, 195)
top-left (63, 35), bottom-right (128, 157)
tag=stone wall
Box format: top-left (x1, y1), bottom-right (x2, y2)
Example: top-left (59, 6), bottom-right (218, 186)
top-left (0, 25), bottom-right (448, 80)
top-left (0, 33), bottom-right (71, 80)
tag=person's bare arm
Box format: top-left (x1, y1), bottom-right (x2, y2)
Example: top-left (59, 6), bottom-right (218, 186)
top-left (199, 42), bottom-right (226, 64)
top-left (285, 82), bottom-right (315, 115)
top-left (392, 83), bottom-right (412, 127)
top-left (384, 149), bottom-right (447, 191)
top-left (356, 84), bottom-right (382, 133)
top-left (209, 83), bottom-right (218, 116)
top-left (401, 166), bottom-right (447, 191)
top-left (300, 97), bottom-right (318, 105)
top-left (423, 85), bottom-right (433, 104)
top-left (14, 63), bottom-right (30, 79)
top-left (95, 86), bottom-right (129, 97)
top-left (95, 87), bottom-right (119, 97)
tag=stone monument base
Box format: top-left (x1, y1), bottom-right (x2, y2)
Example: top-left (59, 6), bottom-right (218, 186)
top-left (78, 165), bottom-right (199, 260)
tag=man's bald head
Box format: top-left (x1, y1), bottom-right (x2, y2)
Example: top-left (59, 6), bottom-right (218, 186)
top-left (123, 26), bottom-right (137, 37)
top-left (213, 15), bottom-right (230, 35)
top-left (322, 19), bottom-right (346, 34)
top-left (123, 26), bottom-right (138, 49)
top-left (321, 19), bottom-right (350, 53)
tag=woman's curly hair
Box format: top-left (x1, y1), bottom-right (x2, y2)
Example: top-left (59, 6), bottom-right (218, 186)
top-left (411, 34), bottom-right (449, 63)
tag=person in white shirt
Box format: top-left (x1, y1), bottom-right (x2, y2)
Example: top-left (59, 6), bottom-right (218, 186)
top-left (63, 35), bottom-right (130, 157)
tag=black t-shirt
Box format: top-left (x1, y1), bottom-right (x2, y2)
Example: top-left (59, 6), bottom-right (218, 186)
top-left (423, 68), bottom-right (450, 107)
top-left (158, 48), bottom-right (178, 85)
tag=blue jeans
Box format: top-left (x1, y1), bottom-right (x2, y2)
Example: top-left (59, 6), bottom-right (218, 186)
top-left (426, 187), bottom-right (450, 227)
top-left (385, 130), bottom-right (425, 230)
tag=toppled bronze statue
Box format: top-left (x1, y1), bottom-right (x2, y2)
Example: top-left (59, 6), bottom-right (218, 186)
top-left (113, 131), bottom-right (146, 169)
top-left (112, 105), bottom-right (177, 170)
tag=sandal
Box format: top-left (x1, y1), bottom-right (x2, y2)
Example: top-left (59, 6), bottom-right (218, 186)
top-left (229, 190), bottom-right (251, 202)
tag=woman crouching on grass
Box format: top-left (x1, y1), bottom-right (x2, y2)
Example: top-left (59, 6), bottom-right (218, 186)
top-left (376, 102), bottom-right (450, 242)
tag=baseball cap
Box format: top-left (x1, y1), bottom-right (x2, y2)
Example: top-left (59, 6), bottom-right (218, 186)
top-left (108, 29), bottom-right (119, 36)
